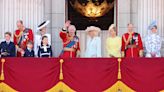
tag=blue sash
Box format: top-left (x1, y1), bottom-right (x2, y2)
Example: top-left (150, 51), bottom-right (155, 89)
top-left (18, 28), bottom-right (30, 47)
top-left (60, 36), bottom-right (78, 56)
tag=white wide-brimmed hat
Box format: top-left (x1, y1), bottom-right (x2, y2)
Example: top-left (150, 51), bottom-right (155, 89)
top-left (85, 26), bottom-right (101, 33)
top-left (37, 20), bottom-right (50, 30)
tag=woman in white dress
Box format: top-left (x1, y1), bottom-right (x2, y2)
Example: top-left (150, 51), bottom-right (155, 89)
top-left (145, 24), bottom-right (162, 57)
top-left (34, 20), bottom-right (51, 56)
top-left (84, 26), bottom-right (101, 57)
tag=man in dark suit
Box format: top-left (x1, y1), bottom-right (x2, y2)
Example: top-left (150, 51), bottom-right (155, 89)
top-left (0, 32), bottom-right (16, 57)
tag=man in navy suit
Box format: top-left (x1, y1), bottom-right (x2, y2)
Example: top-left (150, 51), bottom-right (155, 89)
top-left (0, 32), bottom-right (16, 57)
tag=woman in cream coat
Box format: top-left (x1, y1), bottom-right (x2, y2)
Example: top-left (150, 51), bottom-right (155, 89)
top-left (84, 26), bottom-right (102, 57)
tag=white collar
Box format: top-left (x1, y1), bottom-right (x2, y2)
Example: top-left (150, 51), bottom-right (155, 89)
top-left (6, 40), bottom-right (11, 43)
top-left (27, 48), bottom-right (32, 51)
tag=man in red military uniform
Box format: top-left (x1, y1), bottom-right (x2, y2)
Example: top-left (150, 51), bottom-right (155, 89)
top-left (121, 23), bottom-right (143, 58)
top-left (14, 20), bottom-right (34, 57)
top-left (59, 20), bottom-right (80, 58)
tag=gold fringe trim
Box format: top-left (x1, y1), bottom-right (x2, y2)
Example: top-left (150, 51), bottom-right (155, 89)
top-left (118, 58), bottom-right (122, 80)
top-left (59, 59), bottom-right (64, 80)
top-left (14, 31), bottom-right (23, 38)
top-left (0, 59), bottom-right (5, 81)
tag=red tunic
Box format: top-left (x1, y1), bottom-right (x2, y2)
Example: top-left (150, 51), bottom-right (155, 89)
top-left (14, 28), bottom-right (33, 57)
top-left (59, 31), bottom-right (80, 58)
top-left (121, 32), bottom-right (143, 58)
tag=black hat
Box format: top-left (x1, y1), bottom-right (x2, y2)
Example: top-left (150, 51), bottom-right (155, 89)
top-left (37, 20), bottom-right (50, 30)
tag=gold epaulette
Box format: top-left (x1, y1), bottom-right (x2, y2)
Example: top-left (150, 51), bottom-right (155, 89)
top-left (14, 31), bottom-right (23, 38)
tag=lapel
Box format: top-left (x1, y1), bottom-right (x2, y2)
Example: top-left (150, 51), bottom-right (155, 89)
top-left (5, 41), bottom-right (11, 47)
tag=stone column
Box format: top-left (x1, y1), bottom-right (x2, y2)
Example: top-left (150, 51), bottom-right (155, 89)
top-left (117, 0), bottom-right (131, 36)
top-left (51, 0), bottom-right (65, 57)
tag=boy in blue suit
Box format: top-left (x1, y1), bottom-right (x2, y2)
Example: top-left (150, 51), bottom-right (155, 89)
top-left (23, 41), bottom-right (35, 57)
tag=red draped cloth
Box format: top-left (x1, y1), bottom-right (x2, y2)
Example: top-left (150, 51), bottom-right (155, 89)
top-left (1, 58), bottom-right (164, 92)
top-left (121, 58), bottom-right (164, 92)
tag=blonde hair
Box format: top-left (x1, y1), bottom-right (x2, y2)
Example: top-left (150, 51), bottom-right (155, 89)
top-left (108, 24), bottom-right (116, 32)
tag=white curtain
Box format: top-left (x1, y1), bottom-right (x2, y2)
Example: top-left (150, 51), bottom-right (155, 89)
top-left (0, 0), bottom-right (44, 40)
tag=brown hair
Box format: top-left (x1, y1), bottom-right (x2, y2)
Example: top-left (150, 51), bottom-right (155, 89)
top-left (152, 25), bottom-right (157, 29)
top-left (127, 23), bottom-right (133, 26)
top-left (27, 40), bottom-right (33, 45)
top-left (42, 36), bottom-right (48, 40)
top-left (17, 20), bottom-right (23, 24)
top-left (5, 32), bottom-right (12, 37)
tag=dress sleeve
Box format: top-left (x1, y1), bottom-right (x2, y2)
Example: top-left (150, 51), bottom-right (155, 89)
top-left (96, 38), bottom-right (101, 57)
top-left (138, 34), bottom-right (143, 51)
top-left (38, 46), bottom-right (41, 57)
top-left (50, 46), bottom-right (53, 57)
top-left (145, 36), bottom-right (151, 53)
top-left (28, 29), bottom-right (34, 42)
top-left (121, 35), bottom-right (126, 52)
top-left (59, 31), bottom-right (67, 42)
top-left (13, 30), bottom-right (18, 46)
top-left (156, 36), bottom-right (162, 53)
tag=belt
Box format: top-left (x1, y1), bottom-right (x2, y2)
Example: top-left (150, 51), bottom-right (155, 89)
top-left (126, 45), bottom-right (138, 48)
